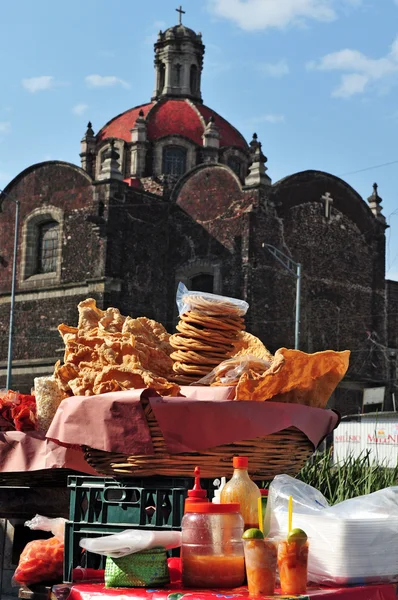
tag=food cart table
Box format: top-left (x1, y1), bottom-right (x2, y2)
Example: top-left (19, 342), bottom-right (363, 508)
top-left (51, 582), bottom-right (398, 600)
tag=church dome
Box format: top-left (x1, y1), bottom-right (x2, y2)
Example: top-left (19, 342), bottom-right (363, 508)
top-left (162, 23), bottom-right (201, 41)
top-left (96, 98), bottom-right (248, 151)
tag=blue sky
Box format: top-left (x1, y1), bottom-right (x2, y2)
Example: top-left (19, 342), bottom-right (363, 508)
top-left (1, 0), bottom-right (398, 278)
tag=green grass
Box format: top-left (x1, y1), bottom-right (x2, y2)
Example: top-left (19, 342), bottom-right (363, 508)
top-left (296, 450), bottom-right (398, 504)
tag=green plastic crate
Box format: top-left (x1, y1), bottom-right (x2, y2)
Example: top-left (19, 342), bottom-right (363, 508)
top-left (68, 475), bottom-right (200, 527)
top-left (65, 476), bottom-right (215, 583)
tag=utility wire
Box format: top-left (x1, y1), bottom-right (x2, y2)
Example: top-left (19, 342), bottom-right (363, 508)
top-left (338, 159), bottom-right (398, 178)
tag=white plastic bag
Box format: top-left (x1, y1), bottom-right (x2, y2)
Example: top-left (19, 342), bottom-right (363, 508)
top-left (197, 355), bottom-right (272, 386)
top-left (176, 282), bottom-right (249, 317)
top-left (79, 529), bottom-right (182, 558)
top-left (25, 514), bottom-right (67, 541)
top-left (267, 475), bottom-right (398, 585)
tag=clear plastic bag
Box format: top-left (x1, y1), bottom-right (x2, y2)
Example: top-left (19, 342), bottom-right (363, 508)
top-left (80, 529), bottom-right (182, 558)
top-left (196, 355), bottom-right (272, 386)
top-left (176, 282), bottom-right (249, 317)
top-left (266, 475), bottom-right (398, 585)
top-left (13, 515), bottom-right (67, 586)
top-left (24, 514), bottom-right (66, 540)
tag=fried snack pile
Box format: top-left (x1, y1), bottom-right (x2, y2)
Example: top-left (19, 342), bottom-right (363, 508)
top-left (234, 348), bottom-right (350, 408)
top-left (48, 294), bottom-right (349, 413)
top-left (170, 293), bottom-right (249, 384)
top-left (53, 299), bottom-right (179, 397)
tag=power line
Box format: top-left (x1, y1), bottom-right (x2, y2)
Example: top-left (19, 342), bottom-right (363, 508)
top-left (338, 159), bottom-right (398, 178)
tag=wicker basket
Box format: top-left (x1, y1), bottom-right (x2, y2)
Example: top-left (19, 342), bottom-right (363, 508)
top-left (83, 398), bottom-right (314, 479)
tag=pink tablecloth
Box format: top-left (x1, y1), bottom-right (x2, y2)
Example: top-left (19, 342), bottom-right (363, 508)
top-left (52, 582), bottom-right (397, 600)
top-left (47, 387), bottom-right (339, 455)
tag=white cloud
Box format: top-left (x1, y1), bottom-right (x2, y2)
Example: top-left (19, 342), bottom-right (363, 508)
top-left (85, 74), bottom-right (130, 89)
top-left (72, 103), bottom-right (89, 116)
top-left (0, 122), bottom-right (11, 134)
top-left (22, 75), bottom-right (54, 93)
top-left (332, 73), bottom-right (368, 97)
top-left (308, 35), bottom-right (398, 97)
top-left (207, 0), bottom-right (360, 31)
top-left (257, 60), bottom-right (290, 77)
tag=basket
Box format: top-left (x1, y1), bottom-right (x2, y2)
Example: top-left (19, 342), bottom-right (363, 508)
top-left (83, 398), bottom-right (314, 479)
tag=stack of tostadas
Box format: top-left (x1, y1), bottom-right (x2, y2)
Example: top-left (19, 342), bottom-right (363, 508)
top-left (170, 294), bottom-right (247, 384)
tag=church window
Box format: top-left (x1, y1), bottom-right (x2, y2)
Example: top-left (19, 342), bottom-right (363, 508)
top-left (172, 64), bottom-right (182, 87)
top-left (37, 221), bottom-right (59, 274)
top-left (227, 156), bottom-right (242, 178)
top-left (159, 63), bottom-right (165, 93)
top-left (20, 206), bottom-right (64, 287)
top-left (163, 146), bottom-right (187, 176)
top-left (191, 273), bottom-right (214, 293)
top-left (190, 65), bottom-right (198, 95)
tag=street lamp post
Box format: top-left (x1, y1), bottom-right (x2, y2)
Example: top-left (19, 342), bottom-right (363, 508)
top-left (262, 243), bottom-right (302, 350)
top-left (0, 189), bottom-right (20, 390)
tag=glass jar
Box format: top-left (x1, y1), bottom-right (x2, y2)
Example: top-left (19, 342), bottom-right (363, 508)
top-left (181, 502), bottom-right (245, 588)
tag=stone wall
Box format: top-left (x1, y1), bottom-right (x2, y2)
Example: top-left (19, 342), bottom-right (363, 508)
top-left (0, 161), bottom-right (393, 414)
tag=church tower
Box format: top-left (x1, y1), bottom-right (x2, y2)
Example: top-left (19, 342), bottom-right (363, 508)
top-left (152, 6), bottom-right (205, 103)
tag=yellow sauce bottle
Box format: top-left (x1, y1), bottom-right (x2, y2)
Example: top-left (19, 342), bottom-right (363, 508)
top-left (220, 456), bottom-right (261, 530)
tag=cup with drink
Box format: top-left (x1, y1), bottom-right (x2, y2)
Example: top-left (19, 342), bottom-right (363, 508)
top-left (278, 527), bottom-right (309, 594)
top-left (242, 528), bottom-right (278, 596)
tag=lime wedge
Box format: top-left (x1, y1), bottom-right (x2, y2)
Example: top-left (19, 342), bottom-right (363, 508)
top-left (287, 528), bottom-right (308, 545)
top-left (242, 528), bottom-right (264, 540)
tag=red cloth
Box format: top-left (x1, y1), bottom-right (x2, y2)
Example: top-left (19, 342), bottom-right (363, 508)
top-left (52, 582), bottom-right (397, 600)
top-left (0, 431), bottom-right (97, 474)
top-left (46, 387), bottom-right (339, 455)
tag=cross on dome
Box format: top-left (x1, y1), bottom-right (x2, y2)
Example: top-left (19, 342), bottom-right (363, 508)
top-left (321, 191), bottom-right (333, 219)
top-left (176, 5), bottom-right (185, 24)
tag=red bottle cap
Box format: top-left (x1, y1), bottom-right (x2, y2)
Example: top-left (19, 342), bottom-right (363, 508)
top-left (233, 456), bottom-right (248, 469)
top-left (260, 489), bottom-right (269, 497)
top-left (185, 502), bottom-right (240, 514)
top-left (185, 467), bottom-right (209, 510)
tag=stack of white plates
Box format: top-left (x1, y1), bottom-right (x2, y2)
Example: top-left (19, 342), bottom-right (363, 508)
top-left (271, 512), bottom-right (398, 585)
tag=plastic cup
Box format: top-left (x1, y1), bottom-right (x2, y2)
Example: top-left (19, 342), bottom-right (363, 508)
top-left (278, 539), bottom-right (309, 595)
top-left (243, 538), bottom-right (277, 597)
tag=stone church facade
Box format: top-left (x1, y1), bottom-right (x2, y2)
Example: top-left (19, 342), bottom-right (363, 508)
top-left (1, 18), bottom-right (397, 415)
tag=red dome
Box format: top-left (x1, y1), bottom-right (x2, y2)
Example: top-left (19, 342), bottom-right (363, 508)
top-left (96, 99), bottom-right (248, 151)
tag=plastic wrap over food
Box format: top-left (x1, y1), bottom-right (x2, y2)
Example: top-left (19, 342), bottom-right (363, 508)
top-left (176, 282), bottom-right (249, 317)
top-left (13, 515), bottom-right (67, 586)
top-left (34, 375), bottom-right (67, 434)
top-left (80, 529), bottom-right (182, 558)
top-left (266, 475), bottom-right (398, 585)
top-left (25, 514), bottom-right (67, 540)
top-left (196, 355), bottom-right (272, 386)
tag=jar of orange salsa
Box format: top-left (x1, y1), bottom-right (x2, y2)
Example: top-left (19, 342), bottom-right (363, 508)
top-left (181, 502), bottom-right (245, 588)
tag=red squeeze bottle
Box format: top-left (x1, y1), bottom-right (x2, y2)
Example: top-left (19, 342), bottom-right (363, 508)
top-left (184, 466), bottom-right (209, 511)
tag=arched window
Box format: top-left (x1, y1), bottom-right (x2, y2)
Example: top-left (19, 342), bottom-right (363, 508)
top-left (163, 146), bottom-right (187, 176)
top-left (190, 65), bottom-right (198, 95)
top-left (172, 64), bottom-right (182, 87)
top-left (159, 63), bottom-right (165, 93)
top-left (37, 221), bottom-right (59, 274)
top-left (191, 273), bottom-right (214, 293)
top-left (227, 156), bottom-right (242, 178)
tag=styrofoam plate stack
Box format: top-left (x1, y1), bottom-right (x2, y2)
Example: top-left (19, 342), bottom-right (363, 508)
top-left (271, 511), bottom-right (398, 585)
